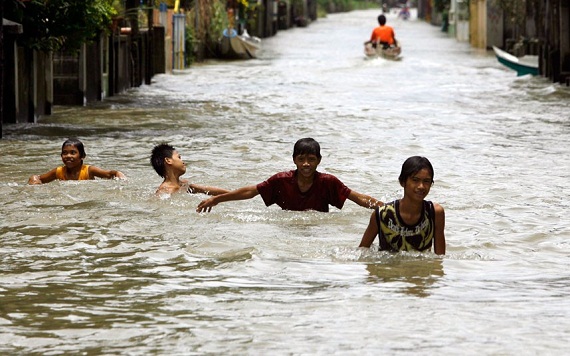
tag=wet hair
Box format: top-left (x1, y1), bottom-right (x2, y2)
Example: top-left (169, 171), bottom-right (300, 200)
top-left (62, 138), bottom-right (86, 158)
top-left (292, 138), bottom-right (321, 159)
top-left (398, 156), bottom-right (434, 185)
top-left (151, 143), bottom-right (175, 178)
top-left (378, 14), bottom-right (387, 26)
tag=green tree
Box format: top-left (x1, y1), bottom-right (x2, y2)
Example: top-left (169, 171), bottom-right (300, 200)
top-left (4, 0), bottom-right (117, 52)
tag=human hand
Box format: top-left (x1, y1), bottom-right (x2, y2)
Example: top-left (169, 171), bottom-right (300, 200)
top-left (28, 175), bottom-right (42, 185)
top-left (196, 197), bottom-right (217, 213)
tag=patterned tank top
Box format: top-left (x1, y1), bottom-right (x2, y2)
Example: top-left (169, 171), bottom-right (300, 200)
top-left (55, 165), bottom-right (91, 180)
top-left (374, 200), bottom-right (435, 252)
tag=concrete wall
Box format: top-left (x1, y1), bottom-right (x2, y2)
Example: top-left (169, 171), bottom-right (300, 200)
top-left (449, 0), bottom-right (469, 42)
top-left (3, 36), bottom-right (19, 124)
top-left (486, 1), bottom-right (503, 48)
top-left (153, 8), bottom-right (173, 73)
top-left (468, 0), bottom-right (502, 49)
top-left (561, 2), bottom-right (570, 78)
top-left (53, 49), bottom-right (84, 106)
top-left (469, 0), bottom-right (485, 49)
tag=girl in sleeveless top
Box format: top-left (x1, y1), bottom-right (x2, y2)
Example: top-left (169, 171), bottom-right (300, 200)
top-left (359, 156), bottom-right (445, 255)
top-left (28, 138), bottom-right (126, 184)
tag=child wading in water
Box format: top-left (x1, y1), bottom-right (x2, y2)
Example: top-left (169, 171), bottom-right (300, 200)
top-left (196, 137), bottom-right (383, 213)
top-left (28, 138), bottom-right (126, 184)
top-left (359, 156), bottom-right (446, 255)
top-left (150, 143), bottom-right (229, 196)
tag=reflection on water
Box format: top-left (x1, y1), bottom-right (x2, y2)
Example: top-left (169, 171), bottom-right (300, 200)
top-left (365, 256), bottom-right (444, 298)
top-left (1, 8), bottom-right (570, 354)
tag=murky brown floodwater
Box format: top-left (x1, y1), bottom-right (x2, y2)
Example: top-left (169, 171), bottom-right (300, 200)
top-left (1, 8), bottom-right (570, 354)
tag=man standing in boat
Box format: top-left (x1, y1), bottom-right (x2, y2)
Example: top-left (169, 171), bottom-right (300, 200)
top-left (369, 14), bottom-right (398, 49)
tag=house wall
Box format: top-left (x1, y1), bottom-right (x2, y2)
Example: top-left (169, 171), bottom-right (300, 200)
top-left (486, 1), bottom-right (503, 48)
top-left (449, 0), bottom-right (469, 42)
top-left (153, 8), bottom-right (173, 73)
top-left (469, 0), bottom-right (486, 49)
top-left (561, 1), bottom-right (570, 77)
top-left (3, 37), bottom-right (19, 123)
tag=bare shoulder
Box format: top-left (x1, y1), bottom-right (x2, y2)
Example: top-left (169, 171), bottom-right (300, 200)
top-left (156, 182), bottom-right (179, 195)
top-left (433, 202), bottom-right (445, 214)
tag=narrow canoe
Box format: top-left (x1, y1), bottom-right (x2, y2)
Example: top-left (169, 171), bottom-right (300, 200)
top-left (492, 46), bottom-right (538, 76)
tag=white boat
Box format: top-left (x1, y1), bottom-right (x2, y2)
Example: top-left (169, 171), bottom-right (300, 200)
top-left (219, 28), bottom-right (261, 60)
top-left (364, 41), bottom-right (402, 60)
top-left (492, 46), bottom-right (538, 76)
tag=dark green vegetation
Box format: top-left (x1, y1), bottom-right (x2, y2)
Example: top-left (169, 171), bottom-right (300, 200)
top-left (4, 0), bottom-right (116, 52)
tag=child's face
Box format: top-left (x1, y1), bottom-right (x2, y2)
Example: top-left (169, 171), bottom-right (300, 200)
top-left (167, 151), bottom-right (187, 174)
top-left (293, 154), bottom-right (321, 178)
top-left (60, 145), bottom-right (83, 168)
top-left (403, 168), bottom-right (433, 202)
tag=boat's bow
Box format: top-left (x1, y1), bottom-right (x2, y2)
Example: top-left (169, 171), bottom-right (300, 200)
top-left (492, 46), bottom-right (538, 76)
top-left (219, 28), bottom-right (261, 60)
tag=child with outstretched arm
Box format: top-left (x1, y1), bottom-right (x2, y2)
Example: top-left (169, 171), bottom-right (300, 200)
top-left (28, 138), bottom-right (126, 184)
top-left (197, 138), bottom-right (383, 213)
top-left (151, 143), bottom-right (229, 196)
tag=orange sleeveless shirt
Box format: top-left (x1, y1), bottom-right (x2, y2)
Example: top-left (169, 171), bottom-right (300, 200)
top-left (56, 165), bottom-right (91, 180)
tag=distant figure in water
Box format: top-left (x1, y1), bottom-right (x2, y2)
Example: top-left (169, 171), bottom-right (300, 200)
top-left (196, 137), bottom-right (383, 213)
top-left (367, 14), bottom-right (398, 49)
top-left (151, 143), bottom-right (228, 197)
top-left (28, 138), bottom-right (126, 184)
top-left (358, 156), bottom-right (446, 255)
top-left (398, 5), bottom-right (411, 20)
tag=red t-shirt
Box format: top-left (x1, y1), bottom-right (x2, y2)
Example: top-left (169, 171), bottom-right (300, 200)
top-left (256, 170), bottom-right (351, 212)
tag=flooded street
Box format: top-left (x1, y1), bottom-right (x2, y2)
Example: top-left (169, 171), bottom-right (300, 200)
top-left (1, 9), bottom-right (570, 354)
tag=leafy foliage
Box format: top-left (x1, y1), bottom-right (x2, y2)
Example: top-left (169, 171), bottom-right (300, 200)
top-left (4, 0), bottom-right (117, 52)
top-left (186, 0), bottom-right (228, 57)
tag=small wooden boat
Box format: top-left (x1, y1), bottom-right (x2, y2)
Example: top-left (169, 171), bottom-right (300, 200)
top-left (364, 41), bottom-right (402, 60)
top-left (219, 28), bottom-right (261, 60)
top-left (492, 46), bottom-right (538, 76)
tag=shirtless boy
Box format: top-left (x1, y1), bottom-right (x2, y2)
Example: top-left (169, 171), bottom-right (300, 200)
top-left (151, 143), bottom-right (228, 196)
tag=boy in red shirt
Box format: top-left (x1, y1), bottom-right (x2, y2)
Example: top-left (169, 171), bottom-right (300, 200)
top-left (196, 138), bottom-right (383, 213)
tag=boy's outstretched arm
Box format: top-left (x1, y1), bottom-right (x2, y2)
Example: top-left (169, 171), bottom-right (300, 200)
top-left (347, 190), bottom-right (384, 209)
top-left (196, 185), bottom-right (259, 213)
top-left (188, 184), bottom-right (229, 196)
